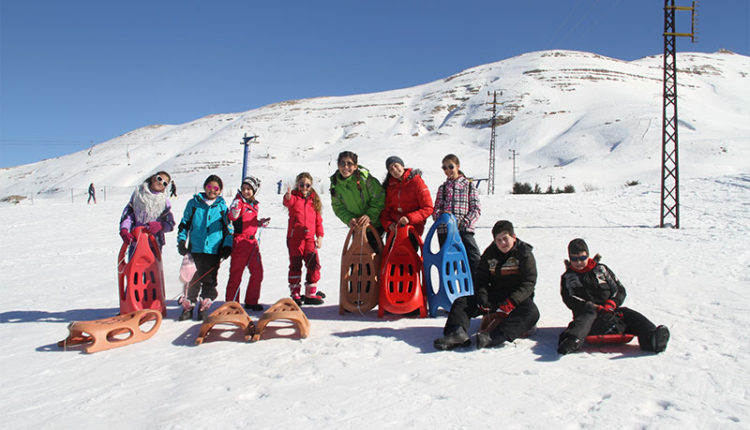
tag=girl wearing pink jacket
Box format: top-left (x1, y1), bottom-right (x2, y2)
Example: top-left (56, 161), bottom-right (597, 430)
top-left (283, 172), bottom-right (325, 305)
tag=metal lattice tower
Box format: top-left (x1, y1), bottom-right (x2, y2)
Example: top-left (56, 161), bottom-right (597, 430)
top-left (487, 91), bottom-right (501, 195)
top-left (660, 0), bottom-right (696, 229)
top-left (240, 133), bottom-right (259, 179)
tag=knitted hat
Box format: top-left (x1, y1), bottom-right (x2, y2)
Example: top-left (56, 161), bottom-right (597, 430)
top-left (242, 176), bottom-right (261, 193)
top-left (385, 156), bottom-right (404, 170)
top-left (567, 238), bottom-right (589, 256)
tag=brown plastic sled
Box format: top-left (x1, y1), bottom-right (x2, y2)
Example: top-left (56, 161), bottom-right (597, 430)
top-left (251, 298), bottom-right (310, 342)
top-left (195, 301), bottom-right (255, 345)
top-left (57, 309), bottom-right (162, 353)
top-left (339, 225), bottom-right (383, 315)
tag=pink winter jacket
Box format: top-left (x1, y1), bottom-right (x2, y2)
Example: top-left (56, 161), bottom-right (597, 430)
top-left (283, 190), bottom-right (324, 240)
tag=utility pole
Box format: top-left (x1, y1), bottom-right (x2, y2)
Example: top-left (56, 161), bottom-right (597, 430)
top-left (240, 133), bottom-right (259, 180)
top-left (508, 149), bottom-right (519, 190)
top-left (660, 0), bottom-right (696, 229)
top-left (487, 91), bottom-right (502, 195)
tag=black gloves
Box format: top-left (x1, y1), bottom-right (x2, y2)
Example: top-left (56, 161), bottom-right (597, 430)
top-left (220, 246), bottom-right (232, 260)
top-left (177, 240), bottom-right (188, 256)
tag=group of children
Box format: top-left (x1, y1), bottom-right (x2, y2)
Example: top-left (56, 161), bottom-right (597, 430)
top-left (117, 153), bottom-right (670, 355)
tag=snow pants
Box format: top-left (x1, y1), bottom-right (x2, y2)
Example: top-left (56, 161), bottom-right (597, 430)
top-left (187, 252), bottom-right (221, 303)
top-left (443, 295), bottom-right (540, 342)
top-left (287, 236), bottom-right (320, 285)
top-left (225, 239), bottom-right (264, 305)
top-left (559, 306), bottom-right (658, 349)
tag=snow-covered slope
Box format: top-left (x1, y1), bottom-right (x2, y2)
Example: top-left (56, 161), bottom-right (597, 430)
top-left (1, 50), bottom-right (748, 198)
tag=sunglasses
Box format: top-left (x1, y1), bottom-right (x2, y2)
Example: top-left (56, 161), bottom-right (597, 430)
top-left (298, 183), bottom-right (312, 189)
top-left (570, 255), bottom-right (588, 262)
top-left (442, 164), bottom-right (456, 171)
top-left (205, 184), bottom-right (220, 192)
top-left (155, 175), bottom-right (170, 186)
top-left (339, 161), bottom-right (356, 167)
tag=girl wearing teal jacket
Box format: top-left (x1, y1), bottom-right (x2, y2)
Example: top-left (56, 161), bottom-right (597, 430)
top-left (329, 151), bottom-right (385, 250)
top-left (176, 175), bottom-right (233, 321)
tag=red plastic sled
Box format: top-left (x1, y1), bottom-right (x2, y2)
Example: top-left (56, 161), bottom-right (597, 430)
top-left (585, 333), bottom-right (635, 344)
top-left (117, 226), bottom-right (167, 317)
top-left (378, 225), bottom-right (427, 318)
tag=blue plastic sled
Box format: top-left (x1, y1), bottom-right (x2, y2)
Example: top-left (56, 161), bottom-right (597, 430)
top-left (423, 213), bottom-right (474, 317)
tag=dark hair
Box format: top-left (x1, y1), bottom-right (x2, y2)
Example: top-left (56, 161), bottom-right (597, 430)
top-left (337, 151), bottom-right (358, 166)
top-left (203, 174), bottom-right (223, 190)
top-left (442, 153), bottom-right (466, 177)
top-left (492, 220), bottom-right (515, 237)
top-left (568, 238), bottom-right (589, 256)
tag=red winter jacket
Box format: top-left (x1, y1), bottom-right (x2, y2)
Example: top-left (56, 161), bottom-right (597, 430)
top-left (379, 168), bottom-right (434, 236)
top-left (283, 190), bottom-right (324, 240)
top-left (228, 193), bottom-right (260, 242)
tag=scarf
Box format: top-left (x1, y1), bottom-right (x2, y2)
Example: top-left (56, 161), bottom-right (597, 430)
top-left (132, 182), bottom-right (168, 224)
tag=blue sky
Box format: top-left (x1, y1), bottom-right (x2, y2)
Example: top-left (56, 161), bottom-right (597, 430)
top-left (1, 0), bottom-right (748, 168)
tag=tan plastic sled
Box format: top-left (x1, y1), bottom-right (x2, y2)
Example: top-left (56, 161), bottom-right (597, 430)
top-left (195, 301), bottom-right (255, 345)
top-left (251, 298), bottom-right (310, 342)
top-left (57, 309), bottom-right (162, 354)
top-left (339, 225), bottom-right (383, 315)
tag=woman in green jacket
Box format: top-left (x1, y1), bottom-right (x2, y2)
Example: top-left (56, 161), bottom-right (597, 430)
top-left (329, 151), bottom-right (385, 250)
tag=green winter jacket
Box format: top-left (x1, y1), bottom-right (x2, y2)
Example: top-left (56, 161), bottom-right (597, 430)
top-left (329, 166), bottom-right (385, 228)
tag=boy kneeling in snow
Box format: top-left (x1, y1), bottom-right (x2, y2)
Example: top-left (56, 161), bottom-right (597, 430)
top-left (557, 238), bottom-right (670, 355)
top-left (434, 220), bottom-right (540, 350)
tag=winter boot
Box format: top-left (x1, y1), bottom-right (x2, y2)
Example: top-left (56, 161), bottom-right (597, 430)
top-left (303, 283), bottom-right (324, 305)
top-left (557, 335), bottom-right (583, 355)
top-left (289, 283), bottom-right (302, 306)
top-left (197, 298), bottom-right (213, 321)
top-left (244, 303), bottom-right (264, 312)
top-left (476, 330), bottom-right (506, 350)
top-left (177, 297), bottom-right (194, 321)
top-left (433, 328), bottom-right (471, 350)
top-left (649, 325), bottom-right (670, 353)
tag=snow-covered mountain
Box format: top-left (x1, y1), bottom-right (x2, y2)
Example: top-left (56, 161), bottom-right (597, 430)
top-left (1, 49), bottom-right (748, 198)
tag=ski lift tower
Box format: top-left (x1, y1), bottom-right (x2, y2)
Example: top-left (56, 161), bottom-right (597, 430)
top-left (487, 91), bottom-right (502, 195)
top-left (660, 0), bottom-right (697, 228)
top-left (240, 133), bottom-right (259, 180)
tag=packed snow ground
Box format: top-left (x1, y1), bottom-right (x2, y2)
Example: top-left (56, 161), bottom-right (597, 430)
top-left (1, 172), bottom-right (748, 429)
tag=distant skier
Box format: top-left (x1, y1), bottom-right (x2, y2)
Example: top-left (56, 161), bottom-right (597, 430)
top-left (169, 181), bottom-right (177, 198)
top-left (87, 183), bottom-right (96, 204)
top-left (277, 179), bottom-right (282, 194)
top-left (557, 238), bottom-right (670, 354)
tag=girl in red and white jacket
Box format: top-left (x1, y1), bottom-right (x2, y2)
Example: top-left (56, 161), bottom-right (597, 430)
top-left (283, 172), bottom-right (325, 305)
top-left (225, 176), bottom-right (270, 311)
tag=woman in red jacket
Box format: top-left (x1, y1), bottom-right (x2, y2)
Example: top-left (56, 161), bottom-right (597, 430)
top-left (283, 172), bottom-right (325, 305)
top-left (379, 156), bottom-right (434, 240)
top-left (225, 176), bottom-right (269, 311)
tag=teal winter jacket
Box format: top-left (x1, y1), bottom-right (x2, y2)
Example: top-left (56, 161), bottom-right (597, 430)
top-left (177, 193), bottom-right (233, 255)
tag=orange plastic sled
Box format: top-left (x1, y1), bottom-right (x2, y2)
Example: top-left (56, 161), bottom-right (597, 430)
top-left (251, 298), bottom-right (310, 342)
top-left (117, 226), bottom-right (167, 316)
top-left (339, 225), bottom-right (383, 315)
top-left (378, 225), bottom-right (427, 318)
top-left (195, 301), bottom-right (255, 345)
top-left (57, 309), bottom-right (162, 353)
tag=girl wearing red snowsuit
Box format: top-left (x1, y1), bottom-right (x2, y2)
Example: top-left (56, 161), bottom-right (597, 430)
top-left (225, 176), bottom-right (269, 311)
top-left (379, 156), bottom-right (434, 237)
top-left (283, 172), bottom-right (325, 305)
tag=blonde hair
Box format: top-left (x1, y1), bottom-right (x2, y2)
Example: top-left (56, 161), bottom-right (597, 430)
top-left (295, 172), bottom-right (322, 213)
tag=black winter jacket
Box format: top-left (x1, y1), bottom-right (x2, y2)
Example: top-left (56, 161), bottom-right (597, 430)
top-left (474, 239), bottom-right (537, 308)
top-left (560, 255), bottom-right (627, 316)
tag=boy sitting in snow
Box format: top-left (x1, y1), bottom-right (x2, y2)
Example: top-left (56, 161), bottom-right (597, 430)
top-left (434, 220), bottom-right (540, 350)
top-left (557, 238), bottom-right (670, 355)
